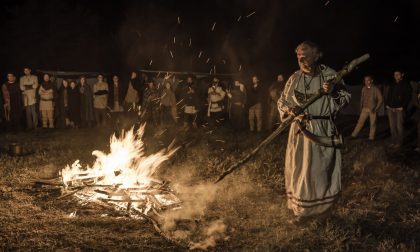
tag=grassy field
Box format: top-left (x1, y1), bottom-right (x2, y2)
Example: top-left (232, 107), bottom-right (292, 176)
top-left (0, 116), bottom-right (418, 251)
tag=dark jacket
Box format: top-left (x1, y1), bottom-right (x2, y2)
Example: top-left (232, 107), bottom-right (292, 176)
top-left (385, 80), bottom-right (412, 110)
top-left (247, 84), bottom-right (263, 107)
top-left (108, 82), bottom-right (127, 107)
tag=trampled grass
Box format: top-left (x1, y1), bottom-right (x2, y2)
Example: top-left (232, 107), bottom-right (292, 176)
top-left (0, 117), bottom-right (418, 251)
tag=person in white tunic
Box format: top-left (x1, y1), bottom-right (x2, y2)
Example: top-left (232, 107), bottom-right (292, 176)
top-left (278, 41), bottom-right (351, 223)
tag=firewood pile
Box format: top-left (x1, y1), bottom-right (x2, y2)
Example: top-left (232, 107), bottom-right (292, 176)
top-left (32, 174), bottom-right (188, 248)
top-left (33, 175), bottom-right (182, 217)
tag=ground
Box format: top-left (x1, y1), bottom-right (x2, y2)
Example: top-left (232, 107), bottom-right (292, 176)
top-left (0, 115), bottom-right (419, 251)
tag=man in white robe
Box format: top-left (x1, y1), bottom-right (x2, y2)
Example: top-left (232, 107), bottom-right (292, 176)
top-left (277, 41), bottom-right (351, 224)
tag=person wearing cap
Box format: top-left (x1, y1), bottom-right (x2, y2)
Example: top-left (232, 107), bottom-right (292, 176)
top-left (278, 41), bottom-right (350, 224)
top-left (350, 75), bottom-right (383, 141)
top-left (207, 77), bottom-right (226, 128)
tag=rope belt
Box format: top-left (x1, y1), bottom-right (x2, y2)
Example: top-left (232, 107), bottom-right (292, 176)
top-left (306, 115), bottom-right (330, 120)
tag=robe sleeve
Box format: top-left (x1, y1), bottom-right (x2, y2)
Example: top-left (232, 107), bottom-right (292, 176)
top-left (277, 73), bottom-right (297, 121)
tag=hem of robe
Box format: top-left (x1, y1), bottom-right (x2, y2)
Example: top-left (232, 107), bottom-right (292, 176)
top-left (287, 191), bottom-right (340, 217)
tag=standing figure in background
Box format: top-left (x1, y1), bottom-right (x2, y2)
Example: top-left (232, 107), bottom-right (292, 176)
top-left (248, 75), bottom-right (263, 132)
top-left (109, 75), bottom-right (125, 113)
top-left (93, 74), bottom-right (109, 127)
top-left (124, 71), bottom-right (140, 113)
top-left (58, 79), bottom-right (70, 128)
top-left (268, 74), bottom-right (285, 132)
top-left (20, 67), bottom-right (38, 129)
top-left (351, 75), bottom-right (383, 141)
top-left (108, 75), bottom-right (125, 130)
top-left (79, 76), bottom-right (95, 128)
top-left (68, 80), bottom-right (81, 128)
top-left (227, 80), bottom-right (247, 130)
top-left (38, 73), bottom-right (55, 128)
top-left (182, 81), bottom-right (200, 130)
top-left (160, 81), bottom-right (177, 127)
top-left (207, 77), bottom-right (226, 128)
top-left (2, 73), bottom-right (23, 132)
top-left (385, 70), bottom-right (412, 148)
top-left (142, 80), bottom-right (160, 127)
top-left (278, 41), bottom-right (350, 223)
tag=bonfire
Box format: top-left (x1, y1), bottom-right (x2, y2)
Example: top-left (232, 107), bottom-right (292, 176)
top-left (34, 126), bottom-right (191, 247)
top-left (59, 125), bottom-right (181, 216)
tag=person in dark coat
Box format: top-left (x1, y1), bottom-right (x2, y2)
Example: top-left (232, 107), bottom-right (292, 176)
top-left (68, 80), bottom-right (81, 128)
top-left (79, 76), bottom-right (95, 127)
top-left (142, 80), bottom-right (160, 127)
top-left (2, 73), bottom-right (23, 132)
top-left (182, 81), bottom-right (200, 130)
top-left (385, 70), bottom-right (413, 148)
top-left (57, 79), bottom-right (70, 128)
top-left (227, 80), bottom-right (247, 130)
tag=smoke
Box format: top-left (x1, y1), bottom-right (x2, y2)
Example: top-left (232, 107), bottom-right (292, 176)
top-left (158, 182), bottom-right (228, 250)
top-left (156, 157), bottom-right (262, 249)
top-left (189, 219), bottom-right (228, 250)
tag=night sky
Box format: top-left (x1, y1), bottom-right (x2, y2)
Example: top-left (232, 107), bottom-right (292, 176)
top-left (0, 0), bottom-right (419, 84)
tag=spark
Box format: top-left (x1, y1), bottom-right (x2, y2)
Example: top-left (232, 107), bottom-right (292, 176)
top-left (246, 11), bottom-right (256, 18)
top-left (215, 140), bottom-right (226, 143)
top-left (170, 50), bottom-right (174, 58)
top-left (394, 16), bottom-right (399, 22)
top-left (198, 51), bottom-right (203, 58)
top-left (173, 36), bottom-right (176, 44)
top-left (155, 128), bottom-right (167, 137)
top-left (238, 65), bottom-right (242, 71)
top-left (211, 22), bottom-right (217, 31)
top-left (149, 60), bottom-right (153, 66)
top-left (177, 16), bottom-right (181, 24)
top-left (213, 65), bottom-right (216, 74)
top-left (237, 16), bottom-right (242, 22)
top-left (176, 99), bottom-right (184, 105)
top-left (206, 57), bottom-right (211, 64)
top-left (209, 69), bottom-right (213, 74)
top-left (189, 37), bottom-right (192, 47)
top-left (324, 1), bottom-right (330, 6)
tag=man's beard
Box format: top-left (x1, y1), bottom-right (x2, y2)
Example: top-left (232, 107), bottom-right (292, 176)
top-left (299, 61), bottom-right (313, 73)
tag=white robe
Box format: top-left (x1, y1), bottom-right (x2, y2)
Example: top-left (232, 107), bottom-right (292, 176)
top-left (278, 65), bottom-right (351, 217)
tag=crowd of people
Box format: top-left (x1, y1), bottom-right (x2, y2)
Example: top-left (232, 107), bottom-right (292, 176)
top-left (0, 67), bottom-right (287, 134)
top-left (0, 65), bottom-right (419, 153)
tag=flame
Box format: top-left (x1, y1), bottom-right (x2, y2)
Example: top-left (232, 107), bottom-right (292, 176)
top-left (61, 125), bottom-right (178, 189)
